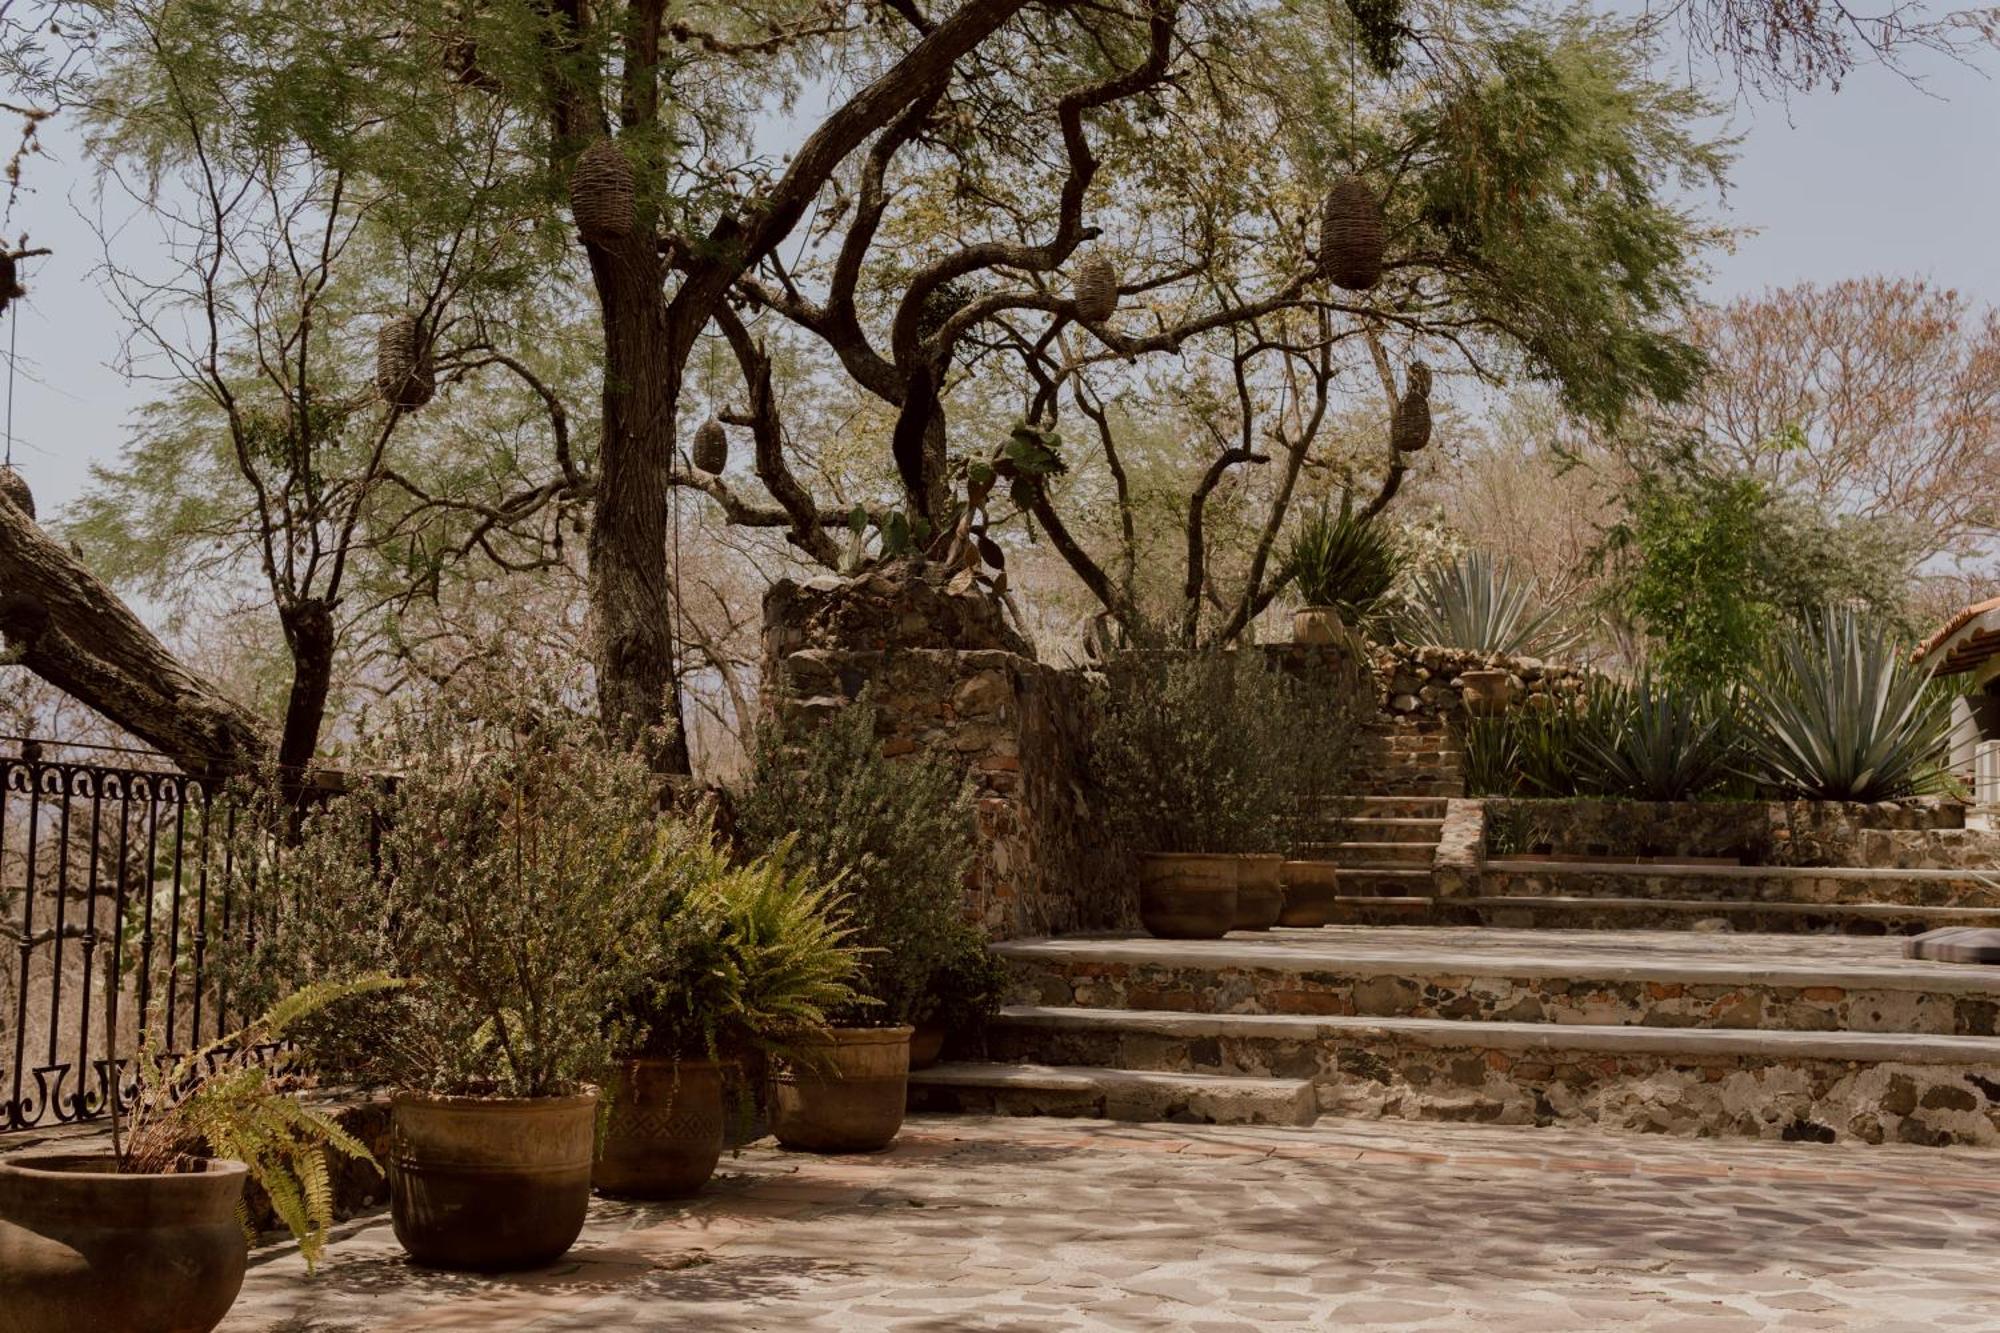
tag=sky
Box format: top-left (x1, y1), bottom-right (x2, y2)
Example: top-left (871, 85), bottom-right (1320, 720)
top-left (1, 24), bottom-right (1996, 521)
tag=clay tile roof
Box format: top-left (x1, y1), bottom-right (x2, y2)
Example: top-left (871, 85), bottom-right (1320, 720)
top-left (1913, 595), bottom-right (2000, 674)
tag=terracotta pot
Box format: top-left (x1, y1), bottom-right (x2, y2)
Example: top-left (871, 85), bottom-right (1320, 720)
top-left (0, 1152), bottom-right (248, 1333)
top-left (389, 1091), bottom-right (596, 1271)
top-left (1279, 861), bottom-right (1341, 927)
top-left (595, 1059), bottom-right (726, 1200)
top-left (909, 1021), bottom-right (947, 1071)
top-left (1233, 854), bottom-right (1285, 931)
top-left (1138, 852), bottom-right (1239, 939)
top-left (770, 1026), bottom-right (913, 1153)
top-left (1293, 606), bottom-right (1346, 645)
top-left (1460, 668), bottom-right (1514, 716)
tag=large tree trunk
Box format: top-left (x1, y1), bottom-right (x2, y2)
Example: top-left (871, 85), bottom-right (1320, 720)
top-left (584, 238), bottom-right (694, 775)
top-left (276, 597), bottom-right (335, 783)
top-left (0, 493), bottom-right (270, 778)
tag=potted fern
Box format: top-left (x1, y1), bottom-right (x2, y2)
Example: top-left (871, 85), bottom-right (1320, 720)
top-left (1280, 495), bottom-right (1397, 644)
top-left (0, 976), bottom-right (396, 1333)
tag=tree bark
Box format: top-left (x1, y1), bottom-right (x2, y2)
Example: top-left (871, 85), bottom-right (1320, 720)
top-left (276, 597), bottom-right (335, 784)
top-left (0, 496), bottom-right (270, 777)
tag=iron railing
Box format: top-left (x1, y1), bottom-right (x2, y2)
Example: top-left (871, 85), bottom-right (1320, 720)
top-left (2, 753), bottom-right (265, 1135)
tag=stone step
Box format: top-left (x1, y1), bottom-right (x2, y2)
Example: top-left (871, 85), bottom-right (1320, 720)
top-left (1438, 895), bottom-right (2000, 935)
top-left (906, 1062), bottom-right (1319, 1127)
top-left (1325, 895), bottom-right (1437, 924)
top-left (982, 1006), bottom-right (2000, 1145)
top-left (1317, 841), bottom-right (1436, 865)
top-left (1351, 795), bottom-right (1451, 819)
top-left (1330, 867), bottom-right (1434, 896)
top-left (998, 934), bottom-right (2000, 1036)
top-left (1341, 816), bottom-right (1447, 843)
top-left (1479, 862), bottom-right (2000, 911)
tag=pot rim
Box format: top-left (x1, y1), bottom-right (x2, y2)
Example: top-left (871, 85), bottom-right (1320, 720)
top-left (1236, 852), bottom-right (1285, 862)
top-left (798, 1024), bottom-right (915, 1045)
top-left (0, 1152), bottom-right (250, 1182)
top-left (1295, 604), bottom-right (1345, 615)
top-left (1138, 850), bottom-right (1240, 863)
top-left (611, 1055), bottom-right (735, 1072)
top-left (391, 1089), bottom-right (599, 1112)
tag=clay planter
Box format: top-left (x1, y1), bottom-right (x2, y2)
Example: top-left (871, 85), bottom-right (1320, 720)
top-left (909, 1021), bottom-right (947, 1071)
top-left (1460, 668), bottom-right (1514, 716)
top-left (1293, 606), bottom-right (1346, 646)
top-left (1279, 861), bottom-right (1341, 927)
top-left (770, 1026), bottom-right (914, 1153)
top-left (389, 1091), bottom-right (596, 1271)
top-left (595, 1059), bottom-right (726, 1200)
top-left (0, 1153), bottom-right (249, 1333)
top-left (1233, 854), bottom-right (1286, 931)
top-left (1138, 852), bottom-right (1239, 939)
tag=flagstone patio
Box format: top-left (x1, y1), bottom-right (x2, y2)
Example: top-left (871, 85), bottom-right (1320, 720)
top-left (223, 1112), bottom-right (2000, 1331)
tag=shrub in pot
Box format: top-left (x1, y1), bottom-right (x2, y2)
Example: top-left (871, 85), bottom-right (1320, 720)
top-left (912, 926), bottom-right (1011, 1068)
top-left (1280, 661), bottom-right (1371, 927)
top-left (240, 676), bottom-right (693, 1271)
top-left (1278, 493), bottom-right (1398, 645)
top-left (738, 700), bottom-right (977, 1151)
top-left (0, 978), bottom-right (393, 1333)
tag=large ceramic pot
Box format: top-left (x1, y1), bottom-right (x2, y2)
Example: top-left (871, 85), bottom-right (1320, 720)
top-left (1278, 861), bottom-right (1341, 927)
top-left (1460, 668), bottom-right (1514, 716)
top-left (1233, 854), bottom-right (1285, 931)
top-left (1293, 606), bottom-right (1346, 645)
top-left (0, 1153), bottom-right (248, 1333)
top-left (389, 1091), bottom-right (596, 1271)
top-left (909, 1021), bottom-right (947, 1071)
top-left (1138, 852), bottom-right (1238, 939)
top-left (595, 1059), bottom-right (727, 1200)
top-left (770, 1026), bottom-right (913, 1153)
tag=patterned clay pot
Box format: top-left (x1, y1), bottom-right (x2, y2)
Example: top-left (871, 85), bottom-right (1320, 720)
top-left (595, 1059), bottom-right (727, 1200)
top-left (389, 1091), bottom-right (596, 1271)
top-left (1138, 853), bottom-right (1239, 939)
top-left (0, 1153), bottom-right (248, 1333)
top-left (1279, 861), bottom-right (1341, 927)
top-left (909, 1021), bottom-right (947, 1071)
top-left (1233, 854), bottom-right (1286, 931)
top-left (1293, 606), bottom-right (1347, 646)
top-left (1460, 669), bottom-right (1514, 716)
top-left (771, 1026), bottom-right (913, 1153)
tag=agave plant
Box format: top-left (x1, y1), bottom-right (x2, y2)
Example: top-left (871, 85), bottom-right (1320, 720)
top-left (1742, 608), bottom-right (1950, 801)
top-left (1576, 671), bottom-right (1740, 801)
top-left (1398, 551), bottom-right (1576, 657)
top-left (1459, 713), bottom-right (1521, 797)
top-left (1278, 494), bottom-right (1398, 619)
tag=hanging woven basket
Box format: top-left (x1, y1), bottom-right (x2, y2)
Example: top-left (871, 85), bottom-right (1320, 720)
top-left (1392, 361), bottom-right (1432, 453)
top-left (1074, 254), bottom-right (1119, 324)
top-left (0, 254), bottom-right (21, 318)
top-left (570, 139), bottom-right (636, 244)
top-left (1319, 177), bottom-right (1385, 292)
top-left (0, 464), bottom-right (34, 520)
top-left (375, 315), bottom-right (436, 411)
top-left (692, 418), bottom-right (728, 474)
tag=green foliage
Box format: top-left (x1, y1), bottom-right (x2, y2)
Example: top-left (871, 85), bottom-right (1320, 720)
top-left (120, 976), bottom-right (402, 1271)
top-left (737, 701), bottom-right (976, 1028)
top-left (1742, 607), bottom-right (1951, 801)
top-left (926, 927), bottom-right (1011, 1037)
top-left (1399, 552), bottom-right (1574, 657)
top-left (1575, 671), bottom-right (1740, 801)
top-left (704, 841), bottom-right (870, 1056)
top-left (1278, 494), bottom-right (1398, 620)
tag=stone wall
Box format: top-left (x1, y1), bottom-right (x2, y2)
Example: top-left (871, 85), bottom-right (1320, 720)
top-left (1483, 796), bottom-right (1977, 868)
top-left (762, 564), bottom-right (1128, 940)
top-left (1264, 642), bottom-right (1592, 721)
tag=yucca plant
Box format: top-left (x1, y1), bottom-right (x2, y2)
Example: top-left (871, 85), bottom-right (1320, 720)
top-left (1576, 671), bottom-right (1740, 801)
top-left (1742, 607), bottom-right (1950, 801)
top-left (1460, 713), bottom-right (1521, 797)
top-left (1399, 551), bottom-right (1577, 657)
top-left (1278, 494), bottom-right (1399, 621)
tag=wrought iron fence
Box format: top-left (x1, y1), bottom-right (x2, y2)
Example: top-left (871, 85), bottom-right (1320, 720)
top-left (2, 753), bottom-right (266, 1135)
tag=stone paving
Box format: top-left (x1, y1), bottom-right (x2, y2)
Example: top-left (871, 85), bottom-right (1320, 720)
top-left (224, 1113), bottom-right (2000, 1331)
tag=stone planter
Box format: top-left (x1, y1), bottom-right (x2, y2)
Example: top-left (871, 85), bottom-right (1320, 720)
top-left (1137, 852), bottom-right (1239, 939)
top-left (909, 1021), bottom-right (947, 1071)
top-left (1293, 606), bottom-right (1346, 646)
top-left (1278, 861), bottom-right (1341, 927)
top-left (0, 1153), bottom-right (249, 1333)
top-left (595, 1059), bottom-right (727, 1200)
top-left (1460, 668), bottom-right (1514, 716)
top-left (1233, 854), bottom-right (1285, 931)
top-left (389, 1091), bottom-right (596, 1271)
top-left (771, 1026), bottom-right (913, 1153)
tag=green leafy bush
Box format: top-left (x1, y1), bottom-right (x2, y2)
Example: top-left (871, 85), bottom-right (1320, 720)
top-left (1575, 671), bottom-right (1740, 801)
top-left (736, 701), bottom-right (976, 1028)
top-left (1399, 551), bottom-right (1575, 656)
top-left (1743, 608), bottom-right (1950, 801)
top-left (1278, 494), bottom-right (1399, 621)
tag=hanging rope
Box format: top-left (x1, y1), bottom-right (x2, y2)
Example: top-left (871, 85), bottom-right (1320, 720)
top-left (5, 287), bottom-right (16, 468)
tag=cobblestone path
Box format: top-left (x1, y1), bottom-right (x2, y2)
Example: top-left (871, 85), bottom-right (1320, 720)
top-left (224, 1113), bottom-right (2000, 1331)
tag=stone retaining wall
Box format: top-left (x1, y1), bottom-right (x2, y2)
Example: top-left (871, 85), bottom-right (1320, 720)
top-left (1483, 796), bottom-right (1977, 867)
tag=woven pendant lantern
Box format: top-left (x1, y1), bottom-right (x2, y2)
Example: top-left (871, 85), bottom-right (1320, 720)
top-left (0, 464), bottom-right (34, 520)
top-left (1319, 177), bottom-right (1385, 292)
top-left (0, 253), bottom-right (21, 317)
top-left (570, 139), bottom-right (636, 244)
top-left (692, 418), bottom-right (728, 474)
top-left (1391, 361), bottom-right (1432, 453)
top-left (1074, 254), bottom-right (1119, 323)
top-left (375, 315), bottom-right (435, 411)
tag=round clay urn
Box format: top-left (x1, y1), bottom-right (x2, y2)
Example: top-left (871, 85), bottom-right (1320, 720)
top-left (595, 1059), bottom-right (727, 1200)
top-left (389, 1090), bottom-right (597, 1271)
top-left (1233, 854), bottom-right (1286, 931)
top-left (1460, 668), bottom-right (1515, 716)
top-left (1137, 852), bottom-right (1239, 939)
top-left (771, 1026), bottom-right (913, 1153)
top-left (1293, 606), bottom-right (1346, 646)
top-left (0, 1153), bottom-right (249, 1333)
top-left (909, 1021), bottom-right (948, 1071)
top-left (1278, 860), bottom-right (1341, 927)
